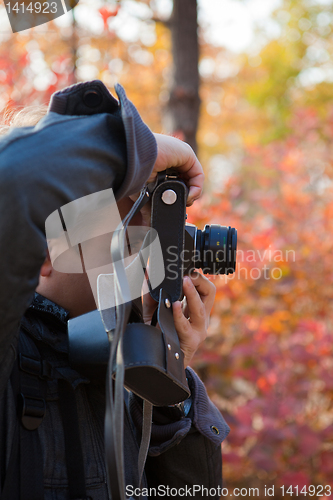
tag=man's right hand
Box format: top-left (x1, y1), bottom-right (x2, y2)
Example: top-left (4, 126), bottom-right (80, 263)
top-left (149, 134), bottom-right (204, 206)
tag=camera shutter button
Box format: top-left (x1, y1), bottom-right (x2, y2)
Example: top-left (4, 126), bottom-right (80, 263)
top-left (83, 90), bottom-right (103, 108)
top-left (161, 189), bottom-right (177, 205)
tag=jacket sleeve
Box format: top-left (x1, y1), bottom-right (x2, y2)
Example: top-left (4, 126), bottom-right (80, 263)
top-left (0, 82), bottom-right (157, 397)
top-left (129, 367), bottom-right (230, 498)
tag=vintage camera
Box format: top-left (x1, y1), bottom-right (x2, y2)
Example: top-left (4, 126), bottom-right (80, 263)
top-left (68, 171), bottom-right (238, 499)
top-left (69, 171), bottom-right (238, 402)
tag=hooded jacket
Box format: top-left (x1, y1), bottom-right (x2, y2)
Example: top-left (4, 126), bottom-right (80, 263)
top-left (0, 80), bottom-right (229, 499)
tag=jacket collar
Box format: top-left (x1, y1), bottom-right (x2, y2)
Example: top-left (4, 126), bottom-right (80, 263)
top-left (21, 293), bottom-right (70, 353)
top-left (29, 292), bottom-right (70, 324)
top-left (23, 293), bottom-right (90, 387)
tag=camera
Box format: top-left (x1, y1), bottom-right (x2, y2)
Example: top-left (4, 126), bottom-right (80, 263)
top-left (68, 171), bottom-right (238, 403)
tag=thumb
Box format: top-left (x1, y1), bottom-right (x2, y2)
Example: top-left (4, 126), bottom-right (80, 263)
top-left (142, 278), bottom-right (158, 323)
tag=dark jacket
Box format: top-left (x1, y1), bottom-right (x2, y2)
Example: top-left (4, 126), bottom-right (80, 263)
top-left (0, 81), bottom-right (229, 499)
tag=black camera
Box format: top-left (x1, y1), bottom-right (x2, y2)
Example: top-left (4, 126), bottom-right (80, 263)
top-left (68, 171), bottom-right (238, 499)
top-left (69, 171), bottom-right (238, 399)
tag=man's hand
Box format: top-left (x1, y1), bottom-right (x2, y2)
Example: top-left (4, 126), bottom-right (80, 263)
top-left (149, 134), bottom-right (204, 206)
top-left (128, 133), bottom-right (204, 224)
top-left (142, 272), bottom-right (216, 367)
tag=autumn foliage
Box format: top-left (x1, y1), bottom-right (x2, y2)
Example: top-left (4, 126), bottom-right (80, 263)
top-left (188, 110), bottom-right (333, 492)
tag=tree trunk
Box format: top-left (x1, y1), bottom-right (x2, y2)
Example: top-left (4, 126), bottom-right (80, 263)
top-left (71, 8), bottom-right (78, 84)
top-left (164, 0), bottom-right (200, 153)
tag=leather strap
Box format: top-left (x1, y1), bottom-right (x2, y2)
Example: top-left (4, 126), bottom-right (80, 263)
top-left (157, 289), bottom-right (189, 393)
top-left (103, 176), bottom-right (190, 500)
top-left (149, 178), bottom-right (187, 303)
top-left (105, 187), bottom-right (150, 500)
top-left (137, 401), bottom-right (152, 488)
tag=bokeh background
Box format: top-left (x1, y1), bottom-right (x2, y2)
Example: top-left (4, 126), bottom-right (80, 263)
top-left (1, 0), bottom-right (333, 495)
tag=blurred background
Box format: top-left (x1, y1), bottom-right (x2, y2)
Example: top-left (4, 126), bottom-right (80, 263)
top-left (1, 0), bottom-right (332, 495)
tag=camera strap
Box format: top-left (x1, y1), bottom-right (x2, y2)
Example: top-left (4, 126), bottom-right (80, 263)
top-left (149, 174), bottom-right (188, 303)
top-left (104, 174), bottom-right (190, 500)
top-left (105, 186), bottom-right (152, 500)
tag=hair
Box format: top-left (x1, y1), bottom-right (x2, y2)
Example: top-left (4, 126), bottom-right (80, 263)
top-left (0, 105), bottom-right (48, 136)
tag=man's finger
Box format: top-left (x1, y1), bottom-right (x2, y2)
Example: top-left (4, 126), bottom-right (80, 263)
top-left (179, 167), bottom-right (204, 206)
top-left (182, 276), bottom-right (206, 329)
top-left (149, 134), bottom-right (204, 204)
top-left (142, 278), bottom-right (158, 323)
top-left (188, 272), bottom-right (216, 308)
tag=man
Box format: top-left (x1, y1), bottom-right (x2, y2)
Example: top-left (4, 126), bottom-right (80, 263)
top-left (0, 80), bottom-right (229, 499)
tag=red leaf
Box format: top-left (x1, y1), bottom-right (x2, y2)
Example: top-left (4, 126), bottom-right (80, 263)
top-left (98, 6), bottom-right (119, 29)
top-left (279, 471), bottom-right (310, 488)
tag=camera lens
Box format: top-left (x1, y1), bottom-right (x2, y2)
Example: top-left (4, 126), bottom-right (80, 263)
top-left (196, 225), bottom-right (237, 275)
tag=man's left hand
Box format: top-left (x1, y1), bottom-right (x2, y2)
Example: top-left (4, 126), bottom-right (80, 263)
top-left (142, 272), bottom-right (216, 367)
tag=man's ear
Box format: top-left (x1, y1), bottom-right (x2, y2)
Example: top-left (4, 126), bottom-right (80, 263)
top-left (40, 252), bottom-right (53, 277)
